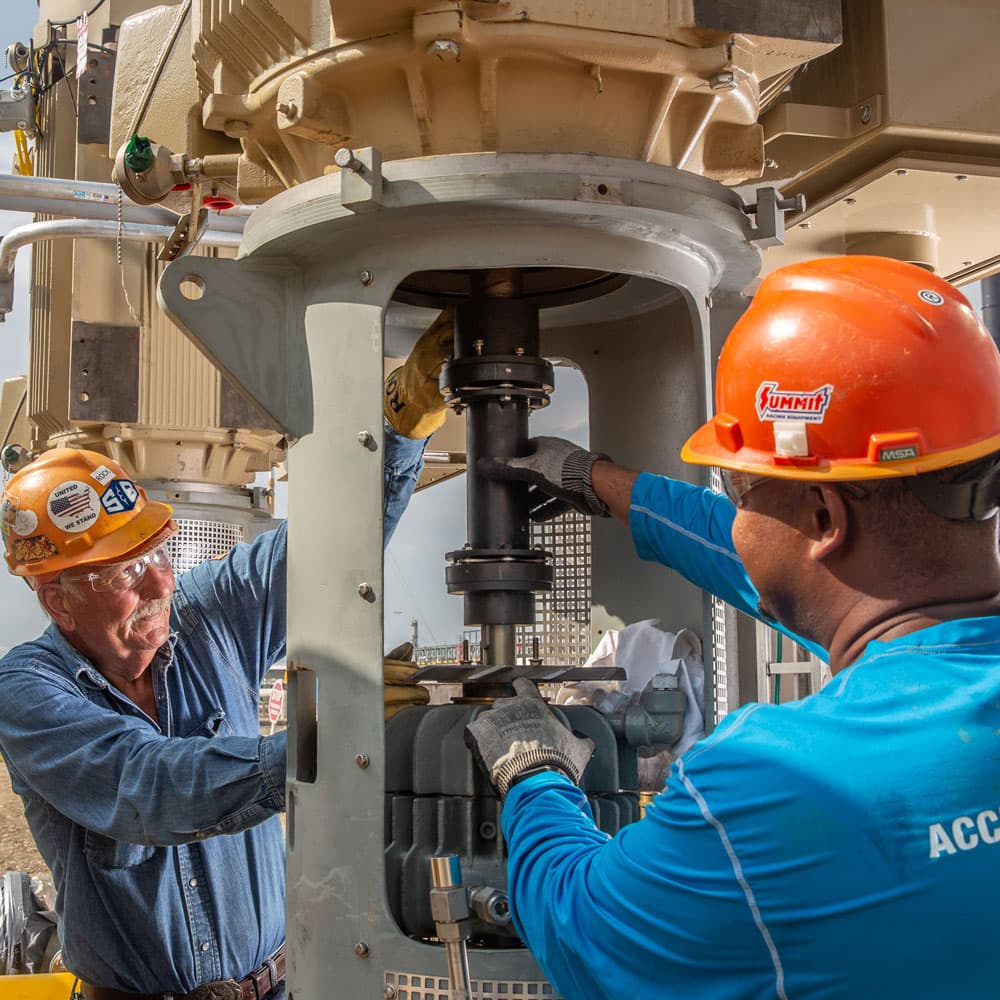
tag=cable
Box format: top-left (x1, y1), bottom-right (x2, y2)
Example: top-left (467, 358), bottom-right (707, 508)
top-left (47, 0), bottom-right (109, 28)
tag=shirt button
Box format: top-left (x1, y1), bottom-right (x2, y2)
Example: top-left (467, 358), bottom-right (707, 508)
top-left (200, 942), bottom-right (211, 953)
top-left (188, 878), bottom-right (198, 888)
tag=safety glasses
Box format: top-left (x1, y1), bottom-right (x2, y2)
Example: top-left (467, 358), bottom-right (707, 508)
top-left (59, 531), bottom-right (176, 593)
top-left (721, 469), bottom-right (868, 509)
top-left (720, 469), bottom-right (773, 508)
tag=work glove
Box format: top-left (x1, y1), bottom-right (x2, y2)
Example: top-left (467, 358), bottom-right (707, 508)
top-left (384, 641), bottom-right (431, 720)
top-left (384, 309), bottom-right (454, 439)
top-left (465, 677), bottom-right (596, 798)
top-left (479, 436), bottom-right (610, 521)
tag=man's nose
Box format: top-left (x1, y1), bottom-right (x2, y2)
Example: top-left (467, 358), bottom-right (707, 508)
top-left (140, 560), bottom-right (175, 596)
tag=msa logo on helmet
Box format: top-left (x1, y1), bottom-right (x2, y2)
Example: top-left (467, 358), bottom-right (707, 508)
top-left (878, 444), bottom-right (919, 462)
top-left (756, 382), bottom-right (833, 424)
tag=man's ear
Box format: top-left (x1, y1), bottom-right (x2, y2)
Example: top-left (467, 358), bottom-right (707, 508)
top-left (807, 484), bottom-right (850, 562)
top-left (37, 582), bottom-right (77, 631)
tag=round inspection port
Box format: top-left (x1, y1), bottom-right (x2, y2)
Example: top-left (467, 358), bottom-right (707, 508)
top-left (179, 275), bottom-right (206, 301)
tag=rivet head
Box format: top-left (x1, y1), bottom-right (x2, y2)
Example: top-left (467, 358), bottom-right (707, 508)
top-left (354, 941), bottom-right (370, 958)
top-left (355, 752), bottom-right (370, 769)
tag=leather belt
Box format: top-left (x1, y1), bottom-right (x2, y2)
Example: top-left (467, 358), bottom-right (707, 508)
top-left (81, 944), bottom-right (285, 1000)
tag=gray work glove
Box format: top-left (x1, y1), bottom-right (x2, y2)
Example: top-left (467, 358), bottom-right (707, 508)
top-left (465, 677), bottom-right (596, 799)
top-left (478, 436), bottom-right (610, 521)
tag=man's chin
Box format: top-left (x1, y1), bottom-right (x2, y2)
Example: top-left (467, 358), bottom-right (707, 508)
top-left (128, 614), bottom-right (171, 649)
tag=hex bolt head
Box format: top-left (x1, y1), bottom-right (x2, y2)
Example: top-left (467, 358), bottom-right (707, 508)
top-left (357, 430), bottom-right (374, 448)
top-left (359, 270), bottom-right (375, 286)
top-left (334, 147), bottom-right (364, 172)
top-left (384, 988), bottom-right (397, 1000)
top-left (355, 752), bottom-right (370, 769)
top-left (357, 582), bottom-right (374, 599)
top-left (354, 941), bottom-right (370, 958)
top-left (859, 103), bottom-right (873, 124)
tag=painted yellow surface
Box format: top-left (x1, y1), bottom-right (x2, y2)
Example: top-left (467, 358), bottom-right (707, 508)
top-left (0, 973), bottom-right (76, 998)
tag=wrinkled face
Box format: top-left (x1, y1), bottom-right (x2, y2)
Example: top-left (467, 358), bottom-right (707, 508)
top-left (46, 530), bottom-right (176, 683)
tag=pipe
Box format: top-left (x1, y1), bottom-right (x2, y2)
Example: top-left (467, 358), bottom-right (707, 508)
top-left (428, 856), bottom-right (473, 1000)
top-left (982, 275), bottom-right (1000, 350)
top-left (0, 174), bottom-right (249, 231)
top-left (0, 219), bottom-right (241, 319)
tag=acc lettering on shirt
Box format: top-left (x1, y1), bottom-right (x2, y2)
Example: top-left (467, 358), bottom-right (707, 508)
top-left (928, 807), bottom-right (1000, 858)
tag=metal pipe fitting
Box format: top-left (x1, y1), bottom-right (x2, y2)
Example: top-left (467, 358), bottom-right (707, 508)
top-left (428, 856), bottom-right (473, 1000)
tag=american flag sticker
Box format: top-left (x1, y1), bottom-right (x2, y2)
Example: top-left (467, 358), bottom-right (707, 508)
top-left (47, 481), bottom-right (100, 533)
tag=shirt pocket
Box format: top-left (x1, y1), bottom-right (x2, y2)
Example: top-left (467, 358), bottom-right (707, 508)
top-left (182, 708), bottom-right (234, 739)
top-left (83, 830), bottom-right (156, 870)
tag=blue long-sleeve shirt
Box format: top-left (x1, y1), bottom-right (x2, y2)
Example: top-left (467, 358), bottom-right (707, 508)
top-left (629, 472), bottom-right (825, 660)
top-left (0, 426), bottom-right (426, 993)
top-left (505, 617), bottom-right (1000, 998)
top-left (502, 473), bottom-right (1000, 998)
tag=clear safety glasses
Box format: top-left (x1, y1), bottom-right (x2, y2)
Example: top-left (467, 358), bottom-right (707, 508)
top-left (720, 469), bottom-right (868, 509)
top-left (59, 536), bottom-right (175, 593)
top-left (720, 469), bottom-right (772, 508)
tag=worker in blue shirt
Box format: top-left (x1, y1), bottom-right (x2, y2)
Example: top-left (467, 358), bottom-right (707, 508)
top-left (467, 256), bottom-right (1000, 999)
top-left (0, 313), bottom-right (452, 1000)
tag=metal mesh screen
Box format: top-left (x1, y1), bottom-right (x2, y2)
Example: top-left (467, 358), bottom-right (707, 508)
top-left (416, 512), bottom-right (592, 666)
top-left (167, 518), bottom-right (245, 573)
top-left (385, 971), bottom-right (559, 999)
top-left (520, 510), bottom-right (591, 666)
top-left (708, 468), bottom-right (729, 724)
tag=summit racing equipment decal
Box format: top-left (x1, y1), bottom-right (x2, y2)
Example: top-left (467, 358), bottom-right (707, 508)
top-left (756, 382), bottom-right (833, 424)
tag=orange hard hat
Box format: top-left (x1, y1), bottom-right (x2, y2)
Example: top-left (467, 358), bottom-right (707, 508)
top-left (1, 448), bottom-right (173, 583)
top-left (683, 256), bottom-right (1000, 480)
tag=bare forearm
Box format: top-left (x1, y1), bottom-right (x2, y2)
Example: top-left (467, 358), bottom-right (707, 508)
top-left (591, 460), bottom-right (640, 523)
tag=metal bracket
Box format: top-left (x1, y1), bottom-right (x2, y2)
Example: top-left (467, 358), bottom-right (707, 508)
top-left (157, 207), bottom-right (208, 262)
top-left (744, 187), bottom-right (806, 247)
top-left (335, 146), bottom-right (387, 212)
top-left (157, 256), bottom-right (313, 439)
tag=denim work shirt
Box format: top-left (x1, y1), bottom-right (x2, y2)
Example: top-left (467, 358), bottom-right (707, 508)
top-left (0, 426), bottom-right (426, 993)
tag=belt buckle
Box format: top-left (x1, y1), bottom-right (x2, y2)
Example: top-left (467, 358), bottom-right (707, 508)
top-left (185, 981), bottom-right (243, 1000)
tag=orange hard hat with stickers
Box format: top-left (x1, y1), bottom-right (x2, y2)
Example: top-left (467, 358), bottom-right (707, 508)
top-left (682, 255), bottom-right (1000, 480)
top-left (1, 448), bottom-right (173, 583)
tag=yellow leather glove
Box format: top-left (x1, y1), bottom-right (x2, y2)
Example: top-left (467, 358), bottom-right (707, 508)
top-left (384, 309), bottom-right (453, 439)
top-left (384, 641), bottom-right (431, 720)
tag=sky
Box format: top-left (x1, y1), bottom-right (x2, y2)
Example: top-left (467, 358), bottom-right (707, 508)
top-left (0, 0), bottom-right (50, 652)
top-left (0, 0), bottom-right (588, 654)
